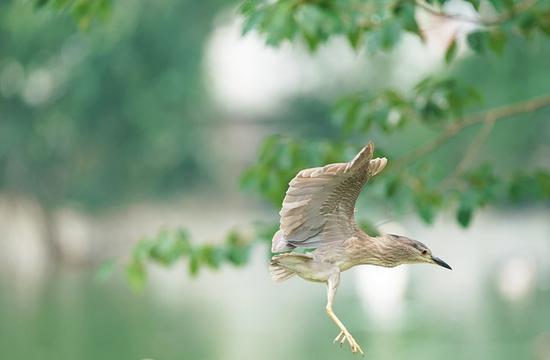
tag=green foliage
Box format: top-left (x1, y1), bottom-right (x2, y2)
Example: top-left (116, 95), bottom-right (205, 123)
top-left (19, 0), bottom-right (550, 282)
top-left (121, 224), bottom-right (275, 290)
top-left (488, 29), bottom-right (507, 55)
top-left (35, 0), bottom-right (112, 29)
top-left (333, 90), bottom-right (411, 134)
top-left (413, 187), bottom-right (443, 224)
top-left (241, 136), bottom-right (353, 205)
top-left (445, 37), bottom-right (458, 63)
top-left (0, 0), bottom-right (223, 209)
top-left (240, 0), bottom-right (549, 54)
top-left (123, 0), bottom-right (550, 282)
top-left (240, 0), bottom-right (423, 52)
top-left (467, 31), bottom-right (488, 54)
top-left (509, 170), bottom-right (550, 203)
top-left (243, 137), bottom-right (550, 230)
top-left (453, 166), bottom-right (550, 227)
top-left (414, 77), bottom-right (483, 119)
top-left (332, 76), bottom-right (482, 136)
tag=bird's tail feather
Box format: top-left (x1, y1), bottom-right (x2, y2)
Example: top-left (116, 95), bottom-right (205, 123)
top-left (270, 253), bottom-right (312, 282)
top-left (269, 262), bottom-right (296, 282)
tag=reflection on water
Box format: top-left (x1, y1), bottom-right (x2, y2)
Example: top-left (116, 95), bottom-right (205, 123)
top-left (1, 206), bottom-right (549, 360)
top-left (1, 266), bottom-right (549, 360)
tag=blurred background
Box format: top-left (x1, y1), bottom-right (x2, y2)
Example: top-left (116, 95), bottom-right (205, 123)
top-left (1, 0), bottom-right (549, 359)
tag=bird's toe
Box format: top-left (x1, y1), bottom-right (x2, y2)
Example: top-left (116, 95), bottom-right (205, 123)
top-left (333, 329), bottom-right (365, 355)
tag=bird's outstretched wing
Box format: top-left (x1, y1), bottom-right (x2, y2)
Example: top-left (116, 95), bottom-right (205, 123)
top-left (274, 142), bottom-right (387, 251)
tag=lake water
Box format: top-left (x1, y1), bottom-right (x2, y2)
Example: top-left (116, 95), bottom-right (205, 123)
top-left (1, 261), bottom-right (549, 360)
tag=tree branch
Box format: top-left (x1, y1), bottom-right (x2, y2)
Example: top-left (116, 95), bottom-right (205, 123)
top-left (393, 93), bottom-right (550, 169)
top-left (415, 0), bottom-right (539, 26)
top-left (439, 114), bottom-right (496, 189)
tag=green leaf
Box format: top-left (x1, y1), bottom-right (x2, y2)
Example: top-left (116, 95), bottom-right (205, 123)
top-left (467, 31), bottom-right (487, 53)
top-left (415, 200), bottom-right (436, 224)
top-left (394, 2), bottom-right (421, 38)
top-left (517, 11), bottom-right (538, 36)
top-left (508, 171), bottom-right (550, 203)
top-left (35, 0), bottom-right (50, 8)
top-left (413, 187), bottom-right (442, 224)
top-left (347, 30), bottom-right (362, 50)
top-left (302, 32), bottom-right (320, 51)
top-left (414, 195), bottom-right (437, 224)
top-left (226, 246), bottom-right (250, 266)
top-left (386, 177), bottom-right (401, 198)
top-left (457, 204), bottom-right (473, 227)
top-left (126, 259), bottom-right (146, 292)
top-left (132, 239), bottom-right (155, 261)
top-left (445, 37), bottom-right (458, 63)
top-left (463, 165), bottom-right (499, 204)
top-left (226, 231), bottom-right (250, 266)
top-left (488, 30), bottom-right (506, 55)
top-left (537, 10), bottom-right (550, 35)
top-left (537, 171), bottom-right (550, 198)
top-left (150, 231), bottom-right (191, 265)
top-left (366, 29), bottom-right (383, 54)
top-left (188, 252), bottom-right (200, 276)
top-left (242, 10), bottom-right (265, 35)
top-left (455, 186), bottom-right (485, 227)
top-left (380, 21), bottom-right (403, 50)
top-left (333, 97), bottom-right (364, 133)
top-left (487, 0), bottom-right (504, 11)
top-left (200, 245), bottom-right (225, 269)
top-left (263, 2), bottom-right (297, 46)
top-left (239, 0), bottom-right (260, 15)
top-left (465, 0), bottom-right (481, 10)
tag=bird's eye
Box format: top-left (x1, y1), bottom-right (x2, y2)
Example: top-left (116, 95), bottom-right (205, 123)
top-left (421, 250), bottom-right (428, 255)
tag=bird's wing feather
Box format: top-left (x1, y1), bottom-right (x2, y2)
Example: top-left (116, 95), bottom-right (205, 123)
top-left (278, 142), bottom-right (387, 249)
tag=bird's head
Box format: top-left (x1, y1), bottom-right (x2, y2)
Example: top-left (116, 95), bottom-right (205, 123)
top-left (386, 234), bottom-right (452, 270)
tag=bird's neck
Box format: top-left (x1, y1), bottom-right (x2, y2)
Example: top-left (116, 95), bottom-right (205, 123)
top-left (349, 231), bottom-right (401, 267)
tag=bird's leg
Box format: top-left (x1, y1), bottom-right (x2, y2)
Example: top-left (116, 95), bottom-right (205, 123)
top-left (326, 272), bottom-right (364, 355)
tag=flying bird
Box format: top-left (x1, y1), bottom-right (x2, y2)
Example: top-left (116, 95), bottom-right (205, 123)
top-left (270, 142), bottom-right (451, 355)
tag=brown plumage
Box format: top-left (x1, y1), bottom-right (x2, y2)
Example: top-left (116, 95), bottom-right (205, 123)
top-left (270, 142), bottom-right (451, 355)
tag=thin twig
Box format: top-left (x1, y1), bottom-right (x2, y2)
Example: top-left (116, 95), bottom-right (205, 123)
top-left (393, 94), bottom-right (550, 170)
top-left (439, 114), bottom-right (496, 189)
top-left (455, 116), bottom-right (495, 172)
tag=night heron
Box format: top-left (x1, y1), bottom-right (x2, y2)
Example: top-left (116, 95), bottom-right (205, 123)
top-left (270, 142), bottom-right (451, 355)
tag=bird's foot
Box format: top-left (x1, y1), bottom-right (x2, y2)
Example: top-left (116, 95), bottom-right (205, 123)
top-left (334, 330), bottom-right (364, 355)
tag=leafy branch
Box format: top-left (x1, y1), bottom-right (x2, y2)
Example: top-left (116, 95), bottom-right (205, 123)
top-left (119, 224), bottom-right (276, 291)
top-left (58, 0), bottom-right (548, 285)
top-left (393, 93), bottom-right (550, 169)
top-left (415, 0), bottom-right (539, 26)
top-left (113, 82), bottom-right (550, 288)
top-left (34, 0), bottom-right (112, 28)
top-left (240, 0), bottom-right (549, 53)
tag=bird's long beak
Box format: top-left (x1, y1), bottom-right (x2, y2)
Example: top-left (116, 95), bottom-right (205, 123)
top-left (431, 256), bottom-right (452, 270)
